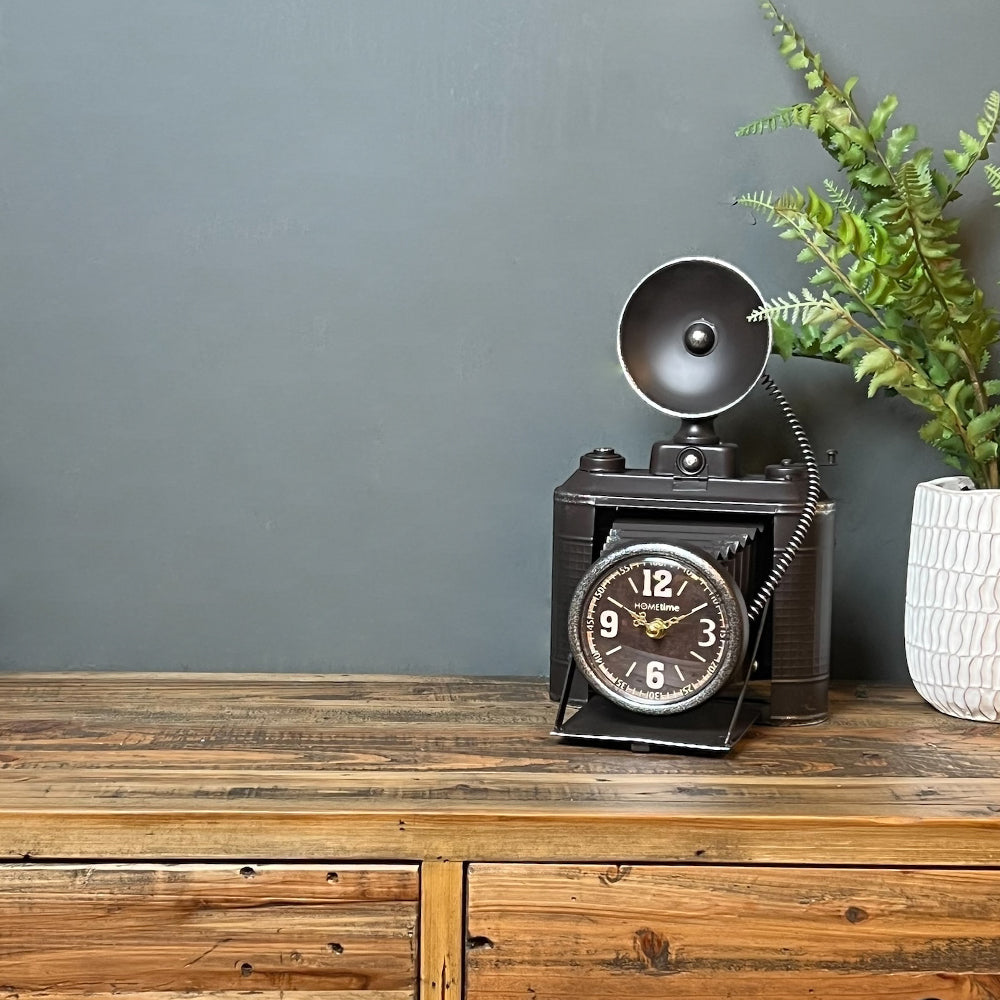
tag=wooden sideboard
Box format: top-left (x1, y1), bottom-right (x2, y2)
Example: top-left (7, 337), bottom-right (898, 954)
top-left (2, 673), bottom-right (1000, 999)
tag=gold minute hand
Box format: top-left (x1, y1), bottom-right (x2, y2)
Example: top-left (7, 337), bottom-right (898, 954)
top-left (653, 601), bottom-right (710, 634)
top-left (640, 601), bottom-right (711, 639)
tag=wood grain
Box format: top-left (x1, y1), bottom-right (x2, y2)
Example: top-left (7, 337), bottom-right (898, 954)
top-left (0, 995), bottom-right (407, 1000)
top-left (1, 675), bottom-right (1000, 863)
top-left (3, 674), bottom-right (1000, 1000)
top-left (466, 863), bottom-right (1000, 999)
top-left (419, 861), bottom-right (463, 1000)
top-left (0, 863), bottom-right (417, 997)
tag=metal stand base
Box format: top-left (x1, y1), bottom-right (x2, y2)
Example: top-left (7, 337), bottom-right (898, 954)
top-left (552, 690), bottom-right (761, 754)
top-left (552, 599), bottom-right (770, 755)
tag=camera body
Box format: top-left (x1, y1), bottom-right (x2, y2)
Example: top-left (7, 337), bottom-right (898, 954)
top-left (549, 434), bottom-right (835, 724)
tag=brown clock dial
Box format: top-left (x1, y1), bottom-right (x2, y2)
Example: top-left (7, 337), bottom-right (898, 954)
top-left (568, 542), bottom-right (748, 714)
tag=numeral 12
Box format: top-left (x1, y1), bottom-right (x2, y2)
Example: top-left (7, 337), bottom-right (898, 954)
top-left (642, 569), bottom-right (672, 598)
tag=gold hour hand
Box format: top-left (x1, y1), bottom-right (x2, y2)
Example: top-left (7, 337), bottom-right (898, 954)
top-left (608, 597), bottom-right (648, 629)
top-left (609, 602), bottom-right (668, 640)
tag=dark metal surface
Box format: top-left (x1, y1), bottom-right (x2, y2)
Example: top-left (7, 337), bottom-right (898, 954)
top-left (617, 256), bottom-right (772, 418)
top-left (552, 685), bottom-right (762, 755)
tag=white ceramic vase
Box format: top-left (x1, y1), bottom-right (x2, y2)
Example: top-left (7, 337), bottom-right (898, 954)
top-left (904, 476), bottom-right (1000, 722)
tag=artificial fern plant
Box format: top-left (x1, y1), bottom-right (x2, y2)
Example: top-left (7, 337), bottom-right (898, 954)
top-left (738, 1), bottom-right (1000, 489)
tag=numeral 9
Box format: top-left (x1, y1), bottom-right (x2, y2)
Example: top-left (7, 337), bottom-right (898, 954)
top-left (599, 610), bottom-right (618, 638)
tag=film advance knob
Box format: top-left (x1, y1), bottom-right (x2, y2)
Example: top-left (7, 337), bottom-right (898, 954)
top-left (765, 458), bottom-right (807, 481)
top-left (580, 448), bottom-right (626, 472)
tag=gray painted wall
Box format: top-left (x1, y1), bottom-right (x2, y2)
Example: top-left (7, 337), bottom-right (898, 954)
top-left (1, 1), bottom-right (997, 681)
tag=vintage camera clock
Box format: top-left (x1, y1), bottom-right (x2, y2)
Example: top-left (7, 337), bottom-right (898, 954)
top-left (550, 257), bottom-right (835, 754)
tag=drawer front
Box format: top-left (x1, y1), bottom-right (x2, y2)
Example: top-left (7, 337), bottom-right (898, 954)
top-left (466, 863), bottom-right (1000, 1000)
top-left (0, 862), bottom-right (418, 997)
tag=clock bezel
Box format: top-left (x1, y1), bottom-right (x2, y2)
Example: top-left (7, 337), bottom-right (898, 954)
top-left (567, 541), bottom-right (749, 715)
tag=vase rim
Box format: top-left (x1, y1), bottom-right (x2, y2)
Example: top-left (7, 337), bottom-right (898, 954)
top-left (916, 476), bottom-right (991, 494)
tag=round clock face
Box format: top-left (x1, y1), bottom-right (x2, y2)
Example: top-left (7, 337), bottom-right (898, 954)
top-left (568, 542), bottom-right (748, 715)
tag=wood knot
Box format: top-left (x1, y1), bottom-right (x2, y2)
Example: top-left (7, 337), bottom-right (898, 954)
top-left (844, 906), bottom-right (869, 924)
top-left (633, 928), bottom-right (671, 972)
top-left (599, 865), bottom-right (632, 885)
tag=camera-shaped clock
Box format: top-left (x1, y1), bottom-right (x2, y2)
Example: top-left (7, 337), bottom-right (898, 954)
top-left (550, 257), bottom-right (835, 753)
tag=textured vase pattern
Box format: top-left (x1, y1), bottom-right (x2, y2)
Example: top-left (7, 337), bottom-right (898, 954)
top-left (904, 476), bottom-right (1000, 722)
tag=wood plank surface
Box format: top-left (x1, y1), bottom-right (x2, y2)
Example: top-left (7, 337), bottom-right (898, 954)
top-left (2, 674), bottom-right (1000, 862)
top-left (0, 995), bottom-right (407, 1000)
top-left (419, 861), bottom-right (463, 1000)
top-left (466, 863), bottom-right (1000, 1000)
top-left (0, 863), bottom-right (417, 997)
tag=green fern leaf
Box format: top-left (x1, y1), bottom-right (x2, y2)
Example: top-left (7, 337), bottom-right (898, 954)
top-left (736, 104), bottom-right (812, 136)
top-left (869, 94), bottom-right (898, 141)
top-left (867, 360), bottom-right (910, 396)
top-left (833, 336), bottom-right (869, 361)
top-left (924, 352), bottom-right (954, 387)
top-left (959, 130), bottom-right (980, 156)
top-left (854, 348), bottom-right (896, 380)
top-left (941, 91), bottom-right (1000, 199)
top-left (866, 269), bottom-right (895, 306)
top-left (850, 161), bottom-right (893, 189)
top-left (819, 317), bottom-right (853, 347)
top-left (885, 124), bottom-right (919, 168)
top-left (770, 316), bottom-right (797, 360)
top-left (945, 380), bottom-right (970, 415)
top-left (985, 162), bottom-right (1000, 204)
top-left (822, 179), bottom-right (859, 215)
top-left (966, 406), bottom-right (1000, 444)
top-left (801, 187), bottom-right (833, 229)
top-left (974, 441), bottom-right (999, 463)
top-left (918, 417), bottom-right (947, 444)
top-left (978, 90), bottom-right (1000, 138)
top-left (943, 149), bottom-right (972, 175)
top-left (836, 211), bottom-right (871, 256)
